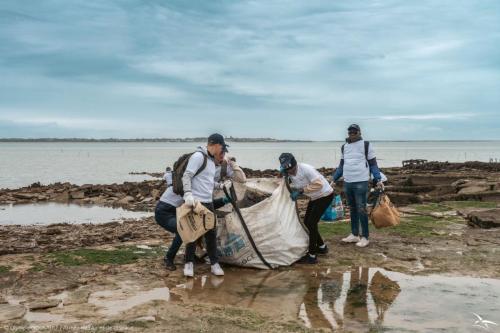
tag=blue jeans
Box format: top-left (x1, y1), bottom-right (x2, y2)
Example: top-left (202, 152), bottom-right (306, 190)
top-left (344, 181), bottom-right (369, 239)
top-left (155, 201), bottom-right (182, 260)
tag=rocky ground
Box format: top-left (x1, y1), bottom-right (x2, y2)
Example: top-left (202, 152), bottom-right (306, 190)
top-left (0, 162), bottom-right (499, 332)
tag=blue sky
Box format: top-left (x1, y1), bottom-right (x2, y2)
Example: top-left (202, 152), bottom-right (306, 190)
top-left (0, 0), bottom-right (499, 140)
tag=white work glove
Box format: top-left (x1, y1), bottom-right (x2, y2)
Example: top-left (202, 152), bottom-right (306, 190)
top-left (183, 192), bottom-right (196, 207)
top-left (217, 180), bottom-right (233, 190)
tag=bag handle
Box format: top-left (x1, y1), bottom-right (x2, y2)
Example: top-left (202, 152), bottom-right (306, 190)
top-left (202, 214), bottom-right (207, 230)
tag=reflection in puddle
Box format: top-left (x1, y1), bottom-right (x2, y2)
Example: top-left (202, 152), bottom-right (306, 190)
top-left (168, 267), bottom-right (500, 332)
top-left (88, 287), bottom-right (170, 316)
top-left (0, 202), bottom-right (152, 225)
top-left (174, 269), bottom-right (308, 320)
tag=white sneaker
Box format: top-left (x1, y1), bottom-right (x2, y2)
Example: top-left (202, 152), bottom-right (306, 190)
top-left (183, 262), bottom-right (194, 277)
top-left (211, 263), bottom-right (225, 276)
top-left (342, 234), bottom-right (360, 243)
top-left (356, 237), bottom-right (370, 247)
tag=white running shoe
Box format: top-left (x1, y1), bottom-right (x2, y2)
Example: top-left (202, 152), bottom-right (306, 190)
top-left (342, 234), bottom-right (360, 243)
top-left (211, 263), bottom-right (225, 276)
top-left (356, 237), bottom-right (370, 247)
top-left (183, 262), bottom-right (194, 277)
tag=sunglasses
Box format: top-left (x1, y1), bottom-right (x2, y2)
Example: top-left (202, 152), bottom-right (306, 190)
top-left (348, 130), bottom-right (359, 134)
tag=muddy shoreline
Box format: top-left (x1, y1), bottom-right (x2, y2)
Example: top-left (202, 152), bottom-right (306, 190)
top-left (1, 162), bottom-right (500, 332)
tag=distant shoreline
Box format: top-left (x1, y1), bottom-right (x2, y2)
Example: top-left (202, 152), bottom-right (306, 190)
top-left (0, 137), bottom-right (312, 143)
top-left (0, 138), bottom-right (499, 143)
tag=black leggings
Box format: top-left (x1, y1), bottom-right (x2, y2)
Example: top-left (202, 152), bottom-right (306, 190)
top-left (304, 192), bottom-right (334, 255)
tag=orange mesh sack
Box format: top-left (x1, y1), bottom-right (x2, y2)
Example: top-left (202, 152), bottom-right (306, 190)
top-left (370, 193), bottom-right (400, 228)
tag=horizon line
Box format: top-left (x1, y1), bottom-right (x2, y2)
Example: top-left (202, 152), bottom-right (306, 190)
top-left (1, 137), bottom-right (500, 143)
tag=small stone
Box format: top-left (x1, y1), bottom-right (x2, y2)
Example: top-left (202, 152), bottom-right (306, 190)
top-left (467, 209), bottom-right (500, 229)
top-left (118, 196), bottom-right (135, 204)
top-left (26, 299), bottom-right (60, 311)
top-left (0, 304), bottom-right (26, 321)
top-left (64, 288), bottom-right (91, 305)
top-left (44, 228), bottom-right (62, 235)
top-left (118, 232), bottom-right (133, 241)
top-left (70, 191), bottom-right (85, 199)
top-left (12, 193), bottom-right (37, 200)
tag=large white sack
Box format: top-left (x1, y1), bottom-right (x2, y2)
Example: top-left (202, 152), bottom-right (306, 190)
top-left (216, 179), bottom-right (309, 269)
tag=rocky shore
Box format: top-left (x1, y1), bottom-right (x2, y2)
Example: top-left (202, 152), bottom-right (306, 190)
top-left (1, 162), bottom-right (499, 256)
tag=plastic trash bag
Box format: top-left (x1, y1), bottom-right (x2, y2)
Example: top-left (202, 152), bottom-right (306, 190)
top-left (321, 194), bottom-right (344, 222)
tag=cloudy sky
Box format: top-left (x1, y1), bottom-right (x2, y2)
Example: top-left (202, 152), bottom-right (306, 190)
top-left (1, 0), bottom-right (499, 140)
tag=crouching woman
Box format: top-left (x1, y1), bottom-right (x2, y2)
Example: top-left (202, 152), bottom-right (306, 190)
top-left (279, 153), bottom-right (334, 264)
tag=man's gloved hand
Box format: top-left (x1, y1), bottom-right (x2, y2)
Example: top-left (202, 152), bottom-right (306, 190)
top-left (183, 192), bottom-right (196, 207)
top-left (216, 180), bottom-right (232, 190)
top-left (290, 190), bottom-right (303, 201)
top-left (227, 157), bottom-right (237, 168)
top-left (216, 180), bottom-right (231, 190)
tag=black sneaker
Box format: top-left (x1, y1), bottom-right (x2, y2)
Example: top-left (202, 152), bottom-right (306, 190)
top-left (317, 245), bottom-right (329, 255)
top-left (297, 254), bottom-right (318, 264)
top-left (163, 257), bottom-right (176, 271)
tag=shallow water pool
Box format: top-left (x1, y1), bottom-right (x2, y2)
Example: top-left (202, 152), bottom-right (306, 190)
top-left (0, 202), bottom-right (152, 225)
top-left (170, 267), bottom-right (500, 332)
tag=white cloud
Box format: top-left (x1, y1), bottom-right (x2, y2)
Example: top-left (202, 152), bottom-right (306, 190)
top-left (401, 40), bottom-right (465, 59)
top-left (0, 112), bottom-right (164, 132)
top-left (1, 0), bottom-right (499, 139)
top-left (107, 82), bottom-right (187, 100)
top-left (375, 113), bottom-right (475, 121)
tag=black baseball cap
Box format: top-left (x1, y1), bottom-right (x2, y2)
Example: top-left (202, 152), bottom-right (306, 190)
top-left (208, 133), bottom-right (229, 152)
top-left (348, 124), bottom-right (361, 132)
top-left (279, 153), bottom-right (297, 170)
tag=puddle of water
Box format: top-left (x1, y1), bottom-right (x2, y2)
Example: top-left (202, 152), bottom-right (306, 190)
top-left (167, 267), bottom-right (500, 333)
top-left (88, 287), bottom-right (170, 316)
top-left (0, 202), bottom-right (152, 225)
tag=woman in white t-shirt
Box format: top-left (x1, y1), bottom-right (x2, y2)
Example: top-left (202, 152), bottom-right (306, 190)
top-left (279, 153), bottom-right (334, 264)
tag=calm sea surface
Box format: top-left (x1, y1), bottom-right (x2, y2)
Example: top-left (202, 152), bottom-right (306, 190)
top-left (1, 141), bottom-right (499, 189)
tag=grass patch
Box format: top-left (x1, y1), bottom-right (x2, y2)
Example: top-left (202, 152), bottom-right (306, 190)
top-left (443, 201), bottom-right (498, 209)
top-left (0, 265), bottom-right (11, 273)
top-left (48, 246), bottom-right (163, 267)
top-left (408, 203), bottom-right (451, 213)
top-left (407, 201), bottom-right (497, 215)
top-left (320, 215), bottom-right (462, 239)
top-left (378, 215), bottom-right (452, 238)
top-left (319, 221), bottom-right (351, 238)
top-left (207, 306), bottom-right (267, 330)
top-left (29, 263), bottom-right (45, 272)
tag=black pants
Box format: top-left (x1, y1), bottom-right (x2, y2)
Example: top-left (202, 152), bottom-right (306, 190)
top-left (155, 201), bottom-right (182, 260)
top-left (304, 192), bottom-right (334, 255)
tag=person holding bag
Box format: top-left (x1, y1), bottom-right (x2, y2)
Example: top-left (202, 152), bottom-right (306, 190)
top-left (279, 153), bottom-right (334, 264)
top-left (333, 124), bottom-right (383, 248)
